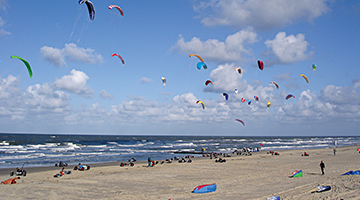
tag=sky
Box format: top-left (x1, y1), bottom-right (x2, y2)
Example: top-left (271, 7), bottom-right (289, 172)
top-left (0, 0), bottom-right (360, 136)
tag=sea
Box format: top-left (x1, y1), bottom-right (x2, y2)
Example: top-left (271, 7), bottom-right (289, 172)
top-left (0, 133), bottom-right (359, 169)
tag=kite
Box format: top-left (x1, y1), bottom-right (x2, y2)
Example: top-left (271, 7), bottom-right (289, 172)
top-left (234, 89), bottom-right (238, 94)
top-left (254, 96), bottom-right (259, 102)
top-left (79, 0), bottom-right (95, 21)
top-left (267, 101), bottom-right (271, 108)
top-left (248, 100), bottom-right (251, 105)
top-left (270, 81), bottom-right (279, 89)
top-left (196, 100), bottom-right (205, 109)
top-left (290, 170), bottom-right (303, 178)
top-left (258, 60), bottom-right (264, 71)
top-left (223, 93), bottom-right (229, 101)
top-left (11, 55), bottom-right (33, 78)
top-left (312, 64), bottom-right (316, 71)
top-left (192, 183), bottom-right (217, 193)
top-left (196, 62), bottom-right (207, 70)
top-left (234, 67), bottom-right (241, 74)
top-left (111, 53), bottom-right (125, 66)
top-left (241, 98), bottom-right (246, 103)
top-left (161, 77), bottom-right (166, 86)
top-left (205, 80), bottom-right (213, 86)
top-left (189, 54), bottom-right (205, 63)
top-left (285, 94), bottom-right (295, 100)
top-left (108, 5), bottom-right (124, 16)
top-left (236, 119), bottom-right (245, 126)
top-left (300, 74), bottom-right (309, 84)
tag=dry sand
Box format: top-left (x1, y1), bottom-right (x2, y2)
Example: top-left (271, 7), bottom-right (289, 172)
top-left (1, 146), bottom-right (360, 200)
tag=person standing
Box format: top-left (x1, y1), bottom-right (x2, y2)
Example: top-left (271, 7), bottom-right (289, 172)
top-left (333, 148), bottom-right (336, 155)
top-left (319, 161), bottom-right (325, 175)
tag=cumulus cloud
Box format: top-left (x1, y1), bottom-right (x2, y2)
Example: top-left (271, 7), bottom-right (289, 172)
top-left (53, 69), bottom-right (94, 98)
top-left (265, 32), bottom-right (313, 64)
top-left (40, 43), bottom-right (103, 66)
top-left (172, 28), bottom-right (258, 63)
top-left (139, 77), bottom-right (153, 84)
top-left (195, 0), bottom-right (331, 30)
top-left (100, 90), bottom-right (113, 99)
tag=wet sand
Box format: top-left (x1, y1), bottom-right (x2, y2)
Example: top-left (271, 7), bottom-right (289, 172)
top-left (1, 146), bottom-right (360, 199)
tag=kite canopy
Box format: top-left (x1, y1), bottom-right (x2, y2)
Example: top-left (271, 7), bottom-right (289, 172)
top-left (234, 67), bottom-right (241, 74)
top-left (196, 62), bottom-right (207, 70)
top-left (223, 93), bottom-right (229, 101)
top-left (267, 196), bottom-right (280, 200)
top-left (300, 74), bottom-right (309, 84)
top-left (192, 183), bottom-right (217, 193)
top-left (270, 81), bottom-right (279, 89)
top-left (286, 94), bottom-right (295, 100)
top-left (189, 54), bottom-right (205, 63)
top-left (254, 96), bottom-right (259, 101)
top-left (241, 98), bottom-right (245, 103)
top-left (11, 55), bottom-right (33, 78)
top-left (109, 5), bottom-right (124, 16)
top-left (258, 60), bottom-right (264, 70)
top-left (267, 101), bottom-right (271, 108)
top-left (79, 0), bottom-right (95, 21)
top-left (196, 100), bottom-right (205, 109)
top-left (342, 170), bottom-right (360, 175)
top-left (312, 64), bottom-right (316, 71)
top-left (111, 53), bottom-right (125, 66)
top-left (315, 186), bottom-right (331, 193)
top-left (205, 80), bottom-right (213, 86)
top-left (161, 77), bottom-right (166, 86)
top-left (236, 119), bottom-right (245, 126)
top-left (290, 170), bottom-right (303, 178)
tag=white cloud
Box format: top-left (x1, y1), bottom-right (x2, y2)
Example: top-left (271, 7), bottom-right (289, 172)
top-left (172, 28), bottom-right (258, 63)
top-left (139, 77), bottom-right (153, 84)
top-left (265, 32), bottom-right (313, 64)
top-left (40, 43), bottom-right (103, 66)
top-left (0, 17), bottom-right (10, 36)
top-left (100, 90), bottom-right (113, 99)
top-left (195, 0), bottom-right (330, 30)
top-left (53, 69), bottom-right (94, 98)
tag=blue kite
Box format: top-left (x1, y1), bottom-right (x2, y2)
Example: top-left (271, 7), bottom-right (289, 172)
top-left (192, 183), bottom-right (217, 193)
top-left (196, 62), bottom-right (207, 70)
top-left (342, 170), bottom-right (360, 175)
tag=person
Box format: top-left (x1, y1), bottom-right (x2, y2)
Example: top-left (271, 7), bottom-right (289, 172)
top-left (319, 161), bottom-right (325, 175)
top-left (333, 148), bottom-right (336, 155)
top-left (148, 157), bottom-right (152, 167)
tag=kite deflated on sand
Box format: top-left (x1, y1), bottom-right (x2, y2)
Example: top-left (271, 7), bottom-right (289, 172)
top-left (192, 183), bottom-right (217, 193)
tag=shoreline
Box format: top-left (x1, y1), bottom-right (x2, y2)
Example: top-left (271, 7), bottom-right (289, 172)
top-left (0, 145), bottom-right (354, 172)
top-left (1, 145), bottom-right (359, 199)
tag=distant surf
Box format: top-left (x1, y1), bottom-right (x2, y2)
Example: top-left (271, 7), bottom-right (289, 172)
top-left (0, 133), bottom-right (358, 169)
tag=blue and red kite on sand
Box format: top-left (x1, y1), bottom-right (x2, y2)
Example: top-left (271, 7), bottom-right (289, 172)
top-left (192, 183), bottom-right (217, 193)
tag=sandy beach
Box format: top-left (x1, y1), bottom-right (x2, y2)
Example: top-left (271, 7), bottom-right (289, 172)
top-left (1, 146), bottom-right (359, 200)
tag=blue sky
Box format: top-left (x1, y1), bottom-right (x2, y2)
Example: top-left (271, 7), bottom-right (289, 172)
top-left (1, 0), bottom-right (360, 136)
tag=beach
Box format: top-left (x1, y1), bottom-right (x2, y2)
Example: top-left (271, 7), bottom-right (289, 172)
top-left (0, 146), bottom-right (359, 200)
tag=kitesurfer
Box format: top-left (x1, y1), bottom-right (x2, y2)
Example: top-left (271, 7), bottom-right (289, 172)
top-left (319, 161), bottom-right (325, 175)
top-left (148, 157), bottom-right (152, 167)
top-left (333, 149), bottom-right (336, 155)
